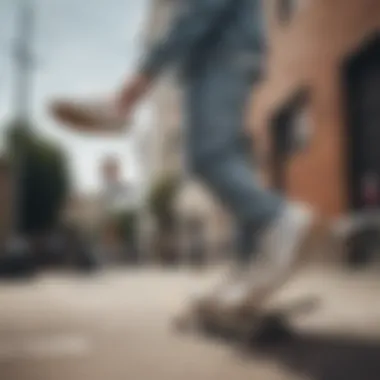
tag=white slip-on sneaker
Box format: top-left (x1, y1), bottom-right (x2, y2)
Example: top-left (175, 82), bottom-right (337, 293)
top-left (262, 202), bottom-right (316, 273)
top-left (216, 202), bottom-right (318, 314)
top-left (50, 97), bottom-right (128, 132)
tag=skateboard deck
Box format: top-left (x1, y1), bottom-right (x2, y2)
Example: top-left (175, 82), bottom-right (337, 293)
top-left (174, 296), bottom-right (320, 346)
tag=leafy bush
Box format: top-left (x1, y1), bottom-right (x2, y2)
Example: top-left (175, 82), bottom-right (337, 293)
top-left (147, 175), bottom-right (180, 264)
top-left (148, 174), bottom-right (180, 230)
top-left (110, 210), bottom-right (138, 244)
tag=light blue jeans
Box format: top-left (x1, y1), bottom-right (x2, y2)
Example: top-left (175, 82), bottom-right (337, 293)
top-left (183, 58), bottom-right (283, 261)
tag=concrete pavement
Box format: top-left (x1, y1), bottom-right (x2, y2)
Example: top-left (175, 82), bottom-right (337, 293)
top-left (0, 266), bottom-right (380, 380)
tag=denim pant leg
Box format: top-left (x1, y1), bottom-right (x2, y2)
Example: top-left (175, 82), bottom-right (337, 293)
top-left (234, 135), bottom-right (262, 264)
top-left (194, 148), bottom-right (282, 232)
top-left (185, 64), bottom-right (283, 261)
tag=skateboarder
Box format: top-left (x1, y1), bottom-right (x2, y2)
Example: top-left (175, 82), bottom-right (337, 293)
top-left (49, 0), bottom-right (318, 324)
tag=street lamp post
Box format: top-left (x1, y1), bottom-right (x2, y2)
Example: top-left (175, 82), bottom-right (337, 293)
top-left (6, 0), bottom-right (35, 256)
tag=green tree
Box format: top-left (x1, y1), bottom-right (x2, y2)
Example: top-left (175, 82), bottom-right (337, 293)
top-left (148, 174), bottom-right (180, 264)
top-left (111, 209), bottom-right (137, 245)
top-left (148, 174), bottom-right (179, 231)
top-left (6, 120), bottom-right (70, 235)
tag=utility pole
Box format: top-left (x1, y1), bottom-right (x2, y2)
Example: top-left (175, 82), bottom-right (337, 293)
top-left (14, 0), bottom-right (34, 122)
top-left (8, 0), bottom-right (35, 249)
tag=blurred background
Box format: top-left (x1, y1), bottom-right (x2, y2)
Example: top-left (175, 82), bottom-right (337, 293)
top-left (0, 1), bottom-right (380, 380)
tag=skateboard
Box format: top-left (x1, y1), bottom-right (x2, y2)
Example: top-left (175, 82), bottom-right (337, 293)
top-left (174, 217), bottom-right (325, 344)
top-left (174, 296), bottom-right (320, 346)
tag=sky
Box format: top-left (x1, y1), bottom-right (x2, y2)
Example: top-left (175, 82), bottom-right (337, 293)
top-left (0, 0), bottom-right (152, 194)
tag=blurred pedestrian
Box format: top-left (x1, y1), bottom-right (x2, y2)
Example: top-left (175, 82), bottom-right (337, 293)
top-left (49, 0), bottom-right (319, 326)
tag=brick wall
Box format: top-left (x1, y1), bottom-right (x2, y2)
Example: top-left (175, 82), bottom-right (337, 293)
top-left (250, 0), bottom-right (380, 218)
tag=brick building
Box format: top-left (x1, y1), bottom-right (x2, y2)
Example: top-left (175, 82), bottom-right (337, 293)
top-left (141, 0), bottom-right (380, 261)
top-left (251, 0), bottom-right (380, 218)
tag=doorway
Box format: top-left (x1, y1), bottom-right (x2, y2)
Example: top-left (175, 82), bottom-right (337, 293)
top-left (343, 33), bottom-right (380, 211)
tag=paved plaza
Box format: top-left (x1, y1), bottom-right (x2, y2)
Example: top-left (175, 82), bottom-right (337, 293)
top-left (0, 266), bottom-right (380, 380)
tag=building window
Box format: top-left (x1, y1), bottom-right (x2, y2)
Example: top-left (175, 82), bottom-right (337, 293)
top-left (271, 89), bottom-right (312, 190)
top-left (278, 0), bottom-right (308, 24)
top-left (291, 105), bottom-right (313, 151)
top-left (278, 0), bottom-right (293, 23)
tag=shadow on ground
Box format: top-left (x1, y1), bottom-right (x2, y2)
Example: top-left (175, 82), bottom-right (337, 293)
top-left (195, 298), bottom-right (380, 380)
top-left (247, 330), bottom-right (380, 380)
